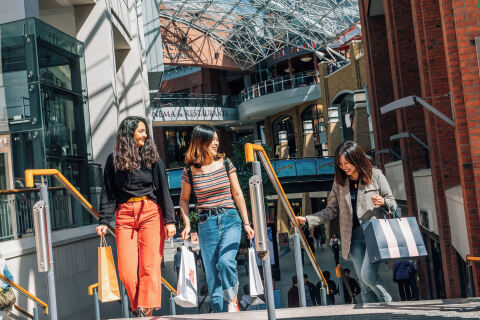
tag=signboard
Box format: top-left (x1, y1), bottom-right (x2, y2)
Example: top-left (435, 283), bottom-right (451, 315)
top-left (151, 107), bottom-right (238, 121)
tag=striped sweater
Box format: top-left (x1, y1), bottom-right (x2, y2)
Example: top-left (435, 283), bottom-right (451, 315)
top-left (181, 158), bottom-right (236, 209)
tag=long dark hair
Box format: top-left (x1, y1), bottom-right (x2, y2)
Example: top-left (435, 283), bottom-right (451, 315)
top-left (114, 116), bottom-right (158, 171)
top-left (334, 141), bottom-right (372, 186)
top-left (184, 125), bottom-right (224, 168)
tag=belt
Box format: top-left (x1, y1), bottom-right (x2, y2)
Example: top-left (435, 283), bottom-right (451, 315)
top-left (126, 196), bottom-right (148, 203)
top-left (198, 208), bottom-right (226, 217)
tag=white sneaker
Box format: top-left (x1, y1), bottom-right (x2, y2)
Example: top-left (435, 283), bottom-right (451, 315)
top-left (227, 301), bottom-right (240, 312)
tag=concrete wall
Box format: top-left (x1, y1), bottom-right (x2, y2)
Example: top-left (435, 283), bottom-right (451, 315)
top-left (0, 226), bottom-right (122, 320)
top-left (445, 185), bottom-right (470, 261)
top-left (413, 169), bottom-right (439, 236)
top-left (384, 160), bottom-right (407, 202)
top-left (39, 0), bottom-right (151, 167)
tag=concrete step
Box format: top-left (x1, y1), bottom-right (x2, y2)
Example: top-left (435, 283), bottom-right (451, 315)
top-left (110, 298), bottom-right (480, 320)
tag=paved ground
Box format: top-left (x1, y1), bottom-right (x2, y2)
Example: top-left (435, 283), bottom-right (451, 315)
top-left (154, 235), bottom-right (401, 317)
top-left (111, 298), bottom-right (480, 319)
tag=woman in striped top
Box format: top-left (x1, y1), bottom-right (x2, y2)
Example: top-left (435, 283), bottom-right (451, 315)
top-left (179, 125), bottom-right (254, 313)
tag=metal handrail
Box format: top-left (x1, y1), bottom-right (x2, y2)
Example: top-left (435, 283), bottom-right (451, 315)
top-left (0, 186), bottom-right (65, 195)
top-left (24, 169), bottom-right (177, 295)
top-left (15, 305), bottom-right (34, 319)
top-left (466, 255), bottom-right (480, 297)
top-left (0, 273), bottom-right (48, 314)
top-left (244, 143), bottom-right (329, 291)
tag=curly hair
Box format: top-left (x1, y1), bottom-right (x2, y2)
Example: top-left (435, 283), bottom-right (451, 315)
top-left (184, 125), bottom-right (224, 168)
top-left (114, 116), bottom-right (158, 171)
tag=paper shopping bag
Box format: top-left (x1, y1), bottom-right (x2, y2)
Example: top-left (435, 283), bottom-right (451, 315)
top-left (98, 236), bottom-right (121, 302)
top-left (363, 215), bottom-right (427, 264)
top-left (174, 246), bottom-right (197, 307)
top-left (248, 247), bottom-right (264, 297)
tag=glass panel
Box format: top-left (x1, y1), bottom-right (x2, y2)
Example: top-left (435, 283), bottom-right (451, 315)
top-left (42, 87), bottom-right (78, 157)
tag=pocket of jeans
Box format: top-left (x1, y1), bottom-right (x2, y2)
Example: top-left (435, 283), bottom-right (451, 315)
top-left (224, 209), bottom-right (238, 217)
top-left (198, 213), bottom-right (209, 225)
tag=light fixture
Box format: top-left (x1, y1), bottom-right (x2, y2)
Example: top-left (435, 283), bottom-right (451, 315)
top-left (300, 56), bottom-right (312, 62)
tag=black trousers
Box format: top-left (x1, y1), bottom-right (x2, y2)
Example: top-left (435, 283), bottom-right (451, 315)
top-left (397, 279), bottom-right (412, 301)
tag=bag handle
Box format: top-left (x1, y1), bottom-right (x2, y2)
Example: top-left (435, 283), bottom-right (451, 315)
top-left (100, 234), bottom-right (108, 247)
top-left (381, 204), bottom-right (400, 220)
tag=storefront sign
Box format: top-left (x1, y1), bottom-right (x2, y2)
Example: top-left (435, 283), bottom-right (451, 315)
top-left (151, 107), bottom-right (238, 121)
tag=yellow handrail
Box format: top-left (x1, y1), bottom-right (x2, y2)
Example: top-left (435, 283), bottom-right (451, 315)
top-left (0, 274), bottom-right (48, 314)
top-left (244, 143), bottom-right (329, 292)
top-left (14, 305), bottom-right (33, 319)
top-left (467, 255), bottom-right (480, 262)
top-left (24, 169), bottom-right (177, 295)
top-left (88, 283), bottom-right (98, 296)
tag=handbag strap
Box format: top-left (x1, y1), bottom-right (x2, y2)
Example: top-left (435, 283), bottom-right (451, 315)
top-left (186, 166), bottom-right (197, 205)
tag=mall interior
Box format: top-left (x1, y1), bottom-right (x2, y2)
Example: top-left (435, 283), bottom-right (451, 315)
top-left (0, 0), bottom-right (479, 319)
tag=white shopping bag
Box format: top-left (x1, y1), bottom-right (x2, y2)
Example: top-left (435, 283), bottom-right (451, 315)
top-left (174, 246), bottom-right (198, 307)
top-left (248, 247), bottom-right (264, 297)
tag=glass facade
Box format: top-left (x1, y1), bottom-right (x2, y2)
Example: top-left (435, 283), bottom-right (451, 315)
top-left (0, 18), bottom-right (94, 239)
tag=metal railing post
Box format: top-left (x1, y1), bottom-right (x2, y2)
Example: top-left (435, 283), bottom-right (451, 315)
top-left (33, 306), bottom-right (39, 320)
top-left (93, 289), bottom-right (100, 320)
top-left (170, 292), bottom-right (176, 315)
top-left (468, 263), bottom-right (475, 297)
top-left (120, 282), bottom-right (129, 318)
top-left (293, 227), bottom-right (306, 307)
top-left (336, 264), bottom-right (345, 304)
top-left (320, 285), bottom-right (327, 306)
top-left (39, 183), bottom-right (58, 320)
top-left (250, 160), bottom-right (276, 320)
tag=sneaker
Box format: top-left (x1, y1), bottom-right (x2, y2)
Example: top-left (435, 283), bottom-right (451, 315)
top-left (137, 308), bottom-right (146, 317)
top-left (227, 301), bottom-right (240, 312)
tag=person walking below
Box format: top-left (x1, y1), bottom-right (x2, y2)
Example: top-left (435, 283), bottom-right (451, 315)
top-left (393, 260), bottom-right (414, 301)
top-left (96, 116), bottom-right (176, 317)
top-left (174, 247), bottom-right (181, 279)
top-left (178, 125), bottom-right (254, 313)
top-left (317, 271), bottom-right (337, 305)
top-left (343, 268), bottom-right (361, 304)
top-left (330, 233), bottom-right (341, 266)
top-left (296, 141), bottom-right (397, 303)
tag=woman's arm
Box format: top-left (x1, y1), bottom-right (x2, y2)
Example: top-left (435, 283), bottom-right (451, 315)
top-left (299, 183), bottom-right (339, 228)
top-left (155, 159), bottom-right (177, 239)
top-left (376, 170), bottom-right (398, 215)
top-left (228, 171), bottom-right (254, 239)
top-left (97, 154), bottom-right (116, 235)
top-left (179, 180), bottom-right (191, 240)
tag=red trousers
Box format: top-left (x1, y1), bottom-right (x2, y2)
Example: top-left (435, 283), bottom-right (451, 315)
top-left (115, 199), bottom-right (165, 310)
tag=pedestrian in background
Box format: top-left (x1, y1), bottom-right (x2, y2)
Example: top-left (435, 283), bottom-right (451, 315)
top-left (329, 233), bottom-right (341, 266)
top-left (393, 260), bottom-right (414, 301)
top-left (178, 125), bottom-right (254, 313)
top-left (96, 116), bottom-right (176, 317)
top-left (296, 141), bottom-right (397, 303)
top-left (317, 270), bottom-right (337, 305)
top-left (343, 268), bottom-right (361, 304)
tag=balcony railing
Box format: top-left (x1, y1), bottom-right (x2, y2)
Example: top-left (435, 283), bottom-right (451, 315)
top-left (152, 93), bottom-right (240, 109)
top-left (166, 156), bottom-right (334, 190)
top-left (240, 71), bottom-right (318, 103)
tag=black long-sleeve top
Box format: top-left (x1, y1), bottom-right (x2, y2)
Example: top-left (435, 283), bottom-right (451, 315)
top-left (99, 153), bottom-right (176, 226)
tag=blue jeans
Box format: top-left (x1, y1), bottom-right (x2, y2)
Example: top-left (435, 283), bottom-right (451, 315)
top-left (349, 226), bottom-right (392, 303)
top-left (198, 208), bottom-right (242, 312)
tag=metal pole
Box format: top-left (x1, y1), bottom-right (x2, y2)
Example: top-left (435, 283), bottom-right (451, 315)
top-left (293, 228), bottom-right (306, 307)
top-left (33, 307), bottom-right (39, 320)
top-left (468, 264), bottom-right (475, 297)
top-left (320, 286), bottom-right (327, 306)
top-left (93, 289), bottom-right (100, 320)
top-left (252, 160), bottom-right (276, 320)
top-left (120, 282), bottom-right (129, 318)
top-left (39, 184), bottom-right (58, 320)
top-left (170, 292), bottom-right (176, 315)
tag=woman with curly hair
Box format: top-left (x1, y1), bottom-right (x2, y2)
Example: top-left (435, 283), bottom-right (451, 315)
top-left (179, 125), bottom-right (254, 313)
top-left (96, 116), bottom-right (176, 317)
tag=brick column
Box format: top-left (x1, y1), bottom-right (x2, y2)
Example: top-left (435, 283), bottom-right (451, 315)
top-left (439, 0), bottom-right (480, 295)
top-left (411, 0), bottom-right (463, 298)
top-left (358, 1), bottom-right (398, 169)
top-left (352, 90), bottom-right (372, 151)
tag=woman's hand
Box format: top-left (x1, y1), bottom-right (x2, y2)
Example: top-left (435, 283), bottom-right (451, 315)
top-left (371, 195), bottom-right (385, 207)
top-left (96, 225), bottom-right (108, 236)
top-left (296, 216), bottom-right (307, 225)
top-left (244, 224), bottom-right (254, 239)
top-left (181, 223), bottom-right (191, 240)
top-left (165, 223), bottom-right (176, 239)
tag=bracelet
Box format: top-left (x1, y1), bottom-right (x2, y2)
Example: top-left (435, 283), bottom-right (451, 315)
top-left (243, 223), bottom-right (250, 227)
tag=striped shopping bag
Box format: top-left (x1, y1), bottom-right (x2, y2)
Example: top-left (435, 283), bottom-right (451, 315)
top-left (362, 212), bottom-right (428, 263)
